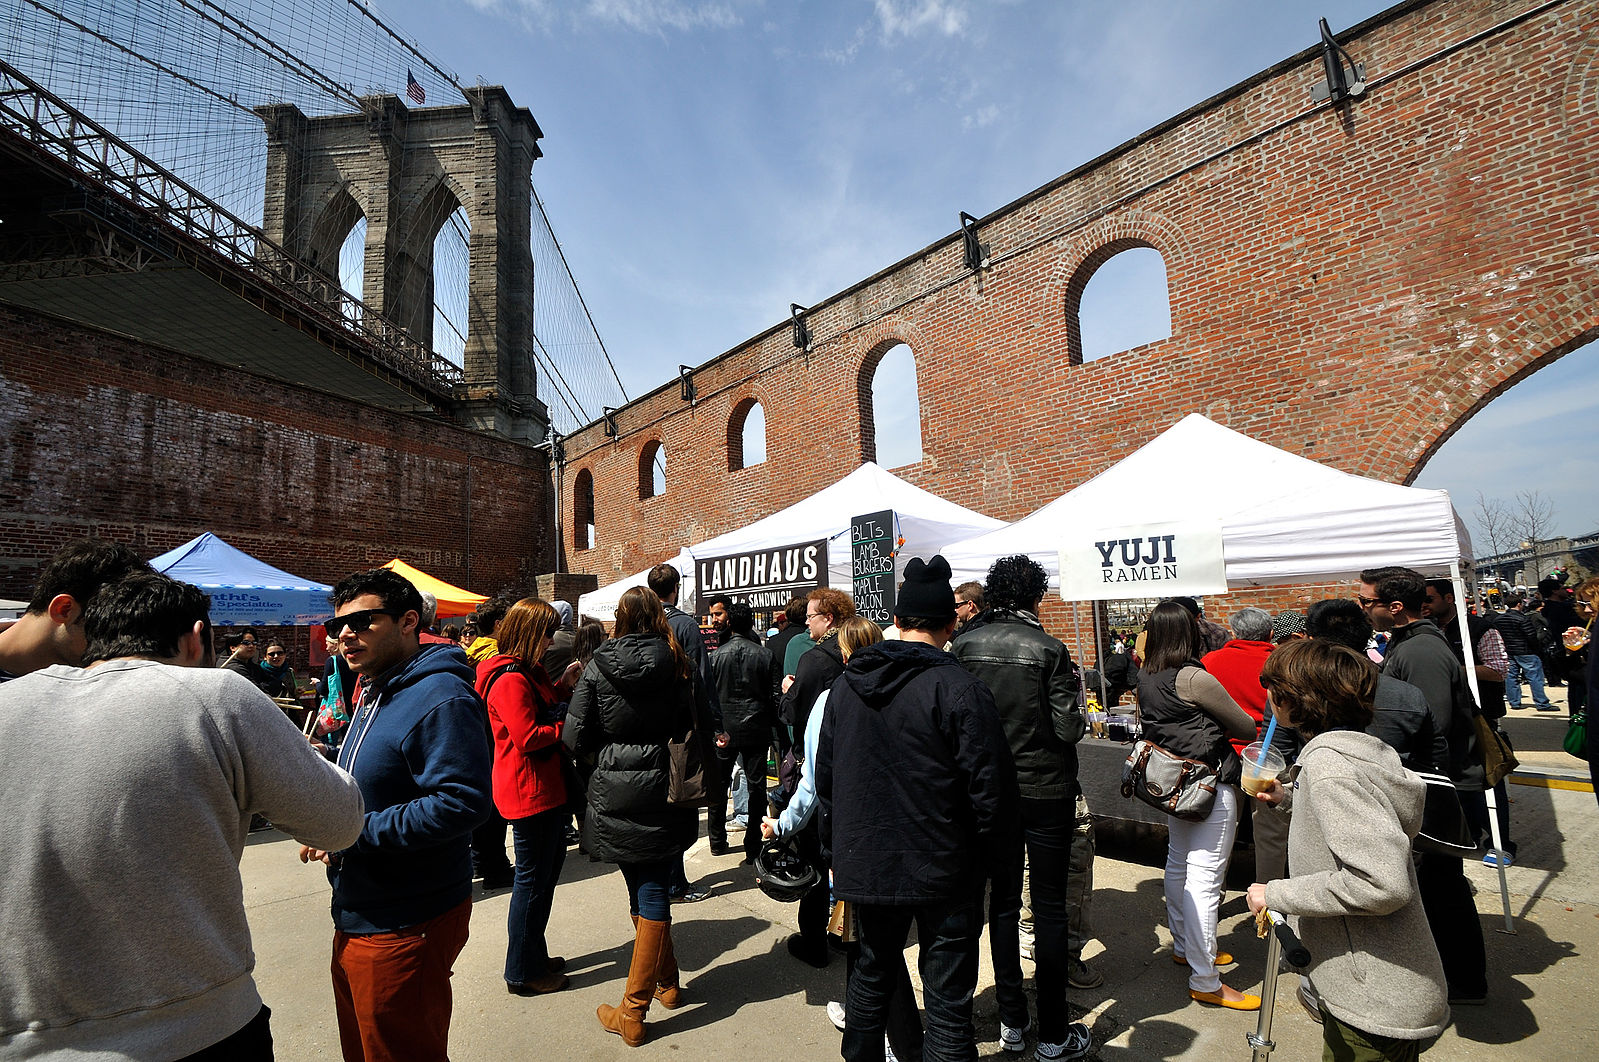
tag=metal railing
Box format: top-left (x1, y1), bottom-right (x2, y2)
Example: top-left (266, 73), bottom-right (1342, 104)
top-left (0, 57), bottom-right (464, 396)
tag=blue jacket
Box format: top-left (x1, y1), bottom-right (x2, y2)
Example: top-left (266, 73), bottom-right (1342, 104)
top-left (330, 644), bottom-right (492, 933)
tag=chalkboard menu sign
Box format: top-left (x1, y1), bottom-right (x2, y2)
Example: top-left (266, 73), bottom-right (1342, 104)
top-left (851, 509), bottom-right (896, 625)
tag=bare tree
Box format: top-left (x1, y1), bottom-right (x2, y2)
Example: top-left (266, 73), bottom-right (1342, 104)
top-left (1511, 490), bottom-right (1558, 582)
top-left (1474, 491), bottom-right (1515, 560)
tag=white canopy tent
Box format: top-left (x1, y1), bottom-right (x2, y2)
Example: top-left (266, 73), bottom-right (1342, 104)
top-left (578, 462), bottom-right (1006, 621)
top-left (942, 414), bottom-right (1514, 928)
top-left (942, 414), bottom-right (1472, 589)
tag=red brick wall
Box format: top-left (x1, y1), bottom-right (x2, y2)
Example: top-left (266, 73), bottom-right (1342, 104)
top-left (0, 304), bottom-right (552, 600)
top-left (559, 0), bottom-right (1599, 593)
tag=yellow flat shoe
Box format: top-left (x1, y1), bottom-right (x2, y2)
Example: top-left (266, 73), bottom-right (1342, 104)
top-left (1189, 988), bottom-right (1261, 1011)
top-left (1173, 952), bottom-right (1234, 966)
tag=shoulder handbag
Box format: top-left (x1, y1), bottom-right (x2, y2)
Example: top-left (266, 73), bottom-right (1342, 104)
top-left (1473, 711), bottom-right (1519, 788)
top-left (1564, 708), bottom-right (1589, 761)
top-left (1121, 739), bottom-right (1218, 822)
top-left (1411, 768), bottom-right (1477, 856)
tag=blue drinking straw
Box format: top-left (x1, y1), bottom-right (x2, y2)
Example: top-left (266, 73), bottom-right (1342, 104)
top-left (1258, 715), bottom-right (1278, 765)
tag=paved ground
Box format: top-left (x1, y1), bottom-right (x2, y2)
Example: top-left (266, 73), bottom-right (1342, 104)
top-left (243, 718), bottom-right (1596, 1062)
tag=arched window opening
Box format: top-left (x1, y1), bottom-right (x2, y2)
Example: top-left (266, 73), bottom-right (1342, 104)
top-left (728, 398), bottom-right (767, 470)
top-left (639, 440), bottom-right (666, 499)
top-left (1069, 244), bottom-right (1171, 364)
top-left (431, 205), bottom-right (471, 369)
top-left (573, 469), bottom-right (595, 551)
top-left (861, 343), bottom-right (923, 469)
top-left (337, 215), bottom-right (367, 305)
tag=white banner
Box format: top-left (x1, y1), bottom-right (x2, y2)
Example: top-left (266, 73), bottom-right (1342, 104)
top-left (1058, 520), bottom-right (1227, 601)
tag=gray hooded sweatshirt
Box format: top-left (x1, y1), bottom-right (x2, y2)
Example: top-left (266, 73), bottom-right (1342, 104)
top-left (1263, 729), bottom-right (1449, 1040)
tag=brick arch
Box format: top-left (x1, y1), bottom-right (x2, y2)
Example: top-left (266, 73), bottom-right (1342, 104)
top-left (727, 391), bottom-right (768, 471)
top-left (853, 321), bottom-right (932, 466)
top-left (638, 439), bottom-right (665, 499)
top-left (1399, 321), bottom-right (1599, 488)
top-left (1053, 210), bottom-right (1188, 366)
top-left (572, 467), bottom-right (595, 551)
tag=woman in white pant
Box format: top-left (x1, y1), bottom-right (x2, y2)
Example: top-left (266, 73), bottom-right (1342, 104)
top-left (1136, 600), bottom-right (1260, 1010)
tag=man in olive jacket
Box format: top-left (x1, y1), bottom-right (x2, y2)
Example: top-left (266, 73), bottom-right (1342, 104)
top-left (817, 556), bottom-right (1021, 1062)
top-left (952, 555), bottom-right (1095, 1055)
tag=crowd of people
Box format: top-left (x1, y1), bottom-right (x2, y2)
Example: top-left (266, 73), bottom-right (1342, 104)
top-left (1, 538), bottom-right (1595, 1062)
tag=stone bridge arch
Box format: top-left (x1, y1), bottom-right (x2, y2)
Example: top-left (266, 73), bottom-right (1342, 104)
top-left (256, 86), bottom-right (545, 439)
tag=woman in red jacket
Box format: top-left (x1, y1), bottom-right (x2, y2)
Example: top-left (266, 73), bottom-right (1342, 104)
top-left (476, 597), bottom-right (583, 995)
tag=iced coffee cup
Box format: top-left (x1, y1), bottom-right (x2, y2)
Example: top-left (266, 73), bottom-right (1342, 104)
top-left (1240, 741), bottom-right (1287, 796)
top-left (1563, 626), bottom-right (1591, 652)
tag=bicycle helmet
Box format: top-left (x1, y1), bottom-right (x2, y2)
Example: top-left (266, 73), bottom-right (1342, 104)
top-left (753, 835), bottom-right (819, 903)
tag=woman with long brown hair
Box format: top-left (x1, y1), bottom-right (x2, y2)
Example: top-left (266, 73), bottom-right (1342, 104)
top-left (475, 597), bottom-right (583, 996)
top-left (1137, 599), bottom-right (1259, 1010)
top-left (563, 586), bottom-right (706, 1046)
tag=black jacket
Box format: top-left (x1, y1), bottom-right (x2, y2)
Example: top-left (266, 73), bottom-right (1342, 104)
top-left (1137, 664), bottom-right (1243, 787)
top-left (765, 625), bottom-right (804, 704)
top-left (1368, 674), bottom-right (1450, 774)
top-left (563, 634), bottom-right (700, 864)
top-left (712, 632), bottom-right (775, 747)
top-left (951, 609), bottom-right (1083, 801)
top-left (1382, 620), bottom-right (1484, 792)
top-left (1491, 608), bottom-right (1540, 657)
top-left (816, 640), bottom-right (1017, 905)
top-left (781, 634), bottom-right (844, 734)
top-left (1437, 613), bottom-right (1506, 719)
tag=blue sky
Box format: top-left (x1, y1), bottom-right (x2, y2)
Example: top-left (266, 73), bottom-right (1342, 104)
top-left (368, 0), bottom-right (1596, 543)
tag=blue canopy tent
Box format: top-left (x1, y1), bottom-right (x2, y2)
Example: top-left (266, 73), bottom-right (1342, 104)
top-left (151, 533), bottom-right (332, 626)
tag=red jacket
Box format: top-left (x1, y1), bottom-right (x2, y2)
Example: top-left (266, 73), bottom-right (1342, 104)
top-left (475, 654), bottom-right (567, 820)
top-left (1201, 640), bottom-right (1272, 754)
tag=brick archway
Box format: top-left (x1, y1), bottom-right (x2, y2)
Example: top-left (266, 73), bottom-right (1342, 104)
top-left (1053, 210), bottom-right (1188, 365)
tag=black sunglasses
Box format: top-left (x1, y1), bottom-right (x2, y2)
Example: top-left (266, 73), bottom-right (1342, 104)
top-left (325, 608), bottom-right (400, 637)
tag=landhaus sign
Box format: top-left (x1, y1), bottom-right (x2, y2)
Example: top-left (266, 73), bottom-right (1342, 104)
top-left (695, 540), bottom-right (829, 611)
top-left (1058, 520), bottom-right (1227, 601)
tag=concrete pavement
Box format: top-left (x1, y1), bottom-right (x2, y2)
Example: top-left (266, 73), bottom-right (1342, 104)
top-left (242, 761), bottom-right (1596, 1062)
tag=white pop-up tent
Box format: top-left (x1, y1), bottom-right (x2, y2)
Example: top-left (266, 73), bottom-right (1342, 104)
top-left (942, 414), bottom-right (1471, 589)
top-left (578, 463), bottom-right (1006, 621)
top-left (942, 414), bottom-right (1519, 928)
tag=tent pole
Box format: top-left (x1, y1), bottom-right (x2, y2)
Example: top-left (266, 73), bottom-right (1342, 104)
top-left (1453, 560), bottom-right (1514, 933)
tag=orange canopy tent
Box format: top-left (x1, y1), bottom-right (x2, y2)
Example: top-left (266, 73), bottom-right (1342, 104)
top-left (381, 559), bottom-right (487, 618)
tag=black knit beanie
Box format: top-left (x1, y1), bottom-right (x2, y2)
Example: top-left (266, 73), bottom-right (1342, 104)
top-left (895, 555), bottom-right (957, 624)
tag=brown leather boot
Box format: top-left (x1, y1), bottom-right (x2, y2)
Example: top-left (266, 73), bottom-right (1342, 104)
top-left (597, 917), bottom-right (667, 1046)
top-left (655, 923), bottom-right (683, 1009)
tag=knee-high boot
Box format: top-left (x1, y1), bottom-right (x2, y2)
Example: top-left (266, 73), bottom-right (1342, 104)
top-left (598, 916), bottom-right (668, 1046)
top-left (630, 914), bottom-right (683, 1008)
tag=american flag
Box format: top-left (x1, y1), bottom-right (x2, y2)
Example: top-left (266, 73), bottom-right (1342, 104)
top-left (406, 69), bottom-right (426, 105)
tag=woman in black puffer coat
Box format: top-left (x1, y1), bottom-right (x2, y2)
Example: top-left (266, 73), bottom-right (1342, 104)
top-left (564, 586), bottom-right (704, 1047)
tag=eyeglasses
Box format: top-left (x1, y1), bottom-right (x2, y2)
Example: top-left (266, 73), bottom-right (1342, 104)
top-left (806, 612), bottom-right (823, 621)
top-left (1355, 595), bottom-right (1385, 608)
top-left (265, 650), bottom-right (285, 658)
top-left (325, 608), bottom-right (399, 637)
top-left (239, 639), bottom-right (257, 646)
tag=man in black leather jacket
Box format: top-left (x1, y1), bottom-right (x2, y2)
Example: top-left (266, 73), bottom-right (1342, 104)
top-left (709, 603), bottom-right (774, 860)
top-left (952, 554), bottom-right (1097, 1051)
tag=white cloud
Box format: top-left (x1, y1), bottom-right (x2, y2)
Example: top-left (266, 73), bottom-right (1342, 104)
top-left (962, 102), bottom-right (999, 130)
top-left (472, 0), bottom-right (749, 33)
top-left (874, 0), bottom-right (969, 39)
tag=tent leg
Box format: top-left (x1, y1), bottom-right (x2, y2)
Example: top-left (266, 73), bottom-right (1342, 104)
top-left (1483, 784), bottom-right (1516, 934)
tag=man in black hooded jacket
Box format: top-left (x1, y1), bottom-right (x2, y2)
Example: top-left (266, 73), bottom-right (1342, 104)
top-left (817, 556), bottom-right (1033, 1062)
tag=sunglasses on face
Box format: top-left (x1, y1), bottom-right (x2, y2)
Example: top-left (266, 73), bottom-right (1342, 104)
top-left (266, 650), bottom-right (285, 658)
top-left (325, 608), bottom-right (400, 637)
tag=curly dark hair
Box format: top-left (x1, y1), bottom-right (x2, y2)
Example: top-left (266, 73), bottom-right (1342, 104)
top-left (984, 554), bottom-right (1048, 612)
top-left (83, 572), bottom-right (212, 665)
top-left (331, 568), bottom-right (424, 620)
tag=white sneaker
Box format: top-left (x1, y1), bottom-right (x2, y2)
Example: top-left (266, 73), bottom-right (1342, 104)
top-left (1001, 1020), bottom-right (1030, 1053)
top-left (1035, 1022), bottom-right (1092, 1061)
top-left (826, 1000), bottom-right (846, 1032)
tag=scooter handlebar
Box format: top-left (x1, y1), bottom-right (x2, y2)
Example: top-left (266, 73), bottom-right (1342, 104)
top-left (1269, 914), bottom-right (1311, 969)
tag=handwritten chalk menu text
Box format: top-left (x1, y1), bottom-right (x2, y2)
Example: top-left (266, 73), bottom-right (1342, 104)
top-left (851, 509), bottom-right (897, 625)
top-left (694, 539), bottom-right (829, 611)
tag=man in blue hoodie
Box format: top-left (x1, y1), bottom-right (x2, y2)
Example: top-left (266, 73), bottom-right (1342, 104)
top-left (301, 568), bottom-right (492, 1062)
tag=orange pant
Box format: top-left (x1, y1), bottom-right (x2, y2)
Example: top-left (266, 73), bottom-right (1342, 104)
top-left (331, 899), bottom-right (472, 1062)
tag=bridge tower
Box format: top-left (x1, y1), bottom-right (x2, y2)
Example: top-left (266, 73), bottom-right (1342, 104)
top-left (256, 86), bottom-right (546, 441)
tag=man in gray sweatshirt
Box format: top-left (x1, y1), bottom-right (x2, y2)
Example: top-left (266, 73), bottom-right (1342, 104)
top-left (0, 571), bottom-right (365, 1059)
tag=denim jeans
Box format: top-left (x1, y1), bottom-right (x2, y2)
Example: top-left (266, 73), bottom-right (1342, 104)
top-left (844, 939), bottom-right (924, 1062)
top-left (847, 895), bottom-right (982, 1062)
top-left (1505, 653), bottom-right (1552, 709)
top-left (708, 741), bottom-right (768, 855)
top-left (620, 858), bottom-right (675, 922)
top-left (990, 798), bottom-right (1072, 1043)
top-left (505, 808), bottom-right (569, 984)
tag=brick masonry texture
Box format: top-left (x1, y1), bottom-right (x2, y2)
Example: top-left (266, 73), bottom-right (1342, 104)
top-left (0, 303), bottom-right (552, 601)
top-left (556, 0), bottom-right (1599, 604)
